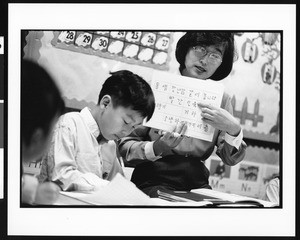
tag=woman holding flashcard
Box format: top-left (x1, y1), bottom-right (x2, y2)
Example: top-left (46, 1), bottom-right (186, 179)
top-left (118, 32), bottom-right (247, 197)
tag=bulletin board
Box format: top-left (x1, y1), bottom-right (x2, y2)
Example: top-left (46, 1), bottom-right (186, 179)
top-left (51, 31), bottom-right (173, 71)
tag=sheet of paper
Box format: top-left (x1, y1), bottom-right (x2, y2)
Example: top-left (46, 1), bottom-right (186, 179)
top-left (60, 173), bottom-right (154, 205)
top-left (144, 70), bottom-right (224, 141)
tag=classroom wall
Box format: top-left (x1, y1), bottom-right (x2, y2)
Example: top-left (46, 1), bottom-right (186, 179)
top-left (24, 31), bottom-right (280, 135)
top-left (23, 31), bottom-right (280, 199)
top-left (223, 33), bottom-right (280, 135)
top-left (24, 31), bottom-right (185, 109)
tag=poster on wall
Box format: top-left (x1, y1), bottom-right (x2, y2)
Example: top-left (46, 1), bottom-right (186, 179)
top-left (205, 156), bottom-right (279, 199)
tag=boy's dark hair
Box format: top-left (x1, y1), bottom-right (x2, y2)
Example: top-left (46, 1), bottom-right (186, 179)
top-left (175, 32), bottom-right (236, 81)
top-left (21, 60), bottom-right (65, 146)
top-left (97, 70), bottom-right (155, 121)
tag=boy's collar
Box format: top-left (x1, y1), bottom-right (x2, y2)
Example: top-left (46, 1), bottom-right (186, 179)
top-left (81, 107), bottom-right (109, 144)
top-left (81, 107), bottom-right (101, 138)
top-left (96, 134), bottom-right (108, 144)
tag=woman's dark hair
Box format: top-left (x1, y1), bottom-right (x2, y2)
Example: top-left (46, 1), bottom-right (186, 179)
top-left (21, 59), bottom-right (65, 146)
top-left (175, 32), bottom-right (236, 81)
top-left (97, 70), bottom-right (155, 122)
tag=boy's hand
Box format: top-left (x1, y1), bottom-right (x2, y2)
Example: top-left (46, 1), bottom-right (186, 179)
top-left (153, 122), bottom-right (187, 156)
top-left (198, 102), bottom-right (241, 136)
top-left (34, 182), bottom-right (61, 205)
top-left (22, 174), bottom-right (39, 205)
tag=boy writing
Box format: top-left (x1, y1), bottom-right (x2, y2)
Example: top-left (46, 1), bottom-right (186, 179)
top-left (38, 70), bottom-right (155, 191)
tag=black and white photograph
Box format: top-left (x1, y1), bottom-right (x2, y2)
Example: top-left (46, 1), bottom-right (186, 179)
top-left (1, 2), bottom-right (297, 238)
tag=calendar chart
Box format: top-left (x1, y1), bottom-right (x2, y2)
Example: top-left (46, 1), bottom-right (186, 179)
top-left (144, 70), bottom-right (224, 141)
top-left (51, 31), bottom-right (173, 71)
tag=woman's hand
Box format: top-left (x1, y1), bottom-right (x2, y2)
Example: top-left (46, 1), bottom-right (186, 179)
top-left (198, 102), bottom-right (241, 136)
top-left (153, 122), bottom-right (188, 156)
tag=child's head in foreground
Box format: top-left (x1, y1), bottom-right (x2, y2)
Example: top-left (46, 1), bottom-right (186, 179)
top-left (21, 59), bottom-right (65, 163)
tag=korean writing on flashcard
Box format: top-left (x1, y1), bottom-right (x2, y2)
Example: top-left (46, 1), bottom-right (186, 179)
top-left (52, 31), bottom-right (173, 71)
top-left (144, 70), bottom-right (224, 142)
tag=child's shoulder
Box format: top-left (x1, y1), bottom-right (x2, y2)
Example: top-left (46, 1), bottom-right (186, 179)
top-left (57, 111), bottom-right (82, 128)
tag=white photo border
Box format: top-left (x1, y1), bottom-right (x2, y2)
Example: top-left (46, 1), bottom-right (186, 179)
top-left (8, 3), bottom-right (296, 236)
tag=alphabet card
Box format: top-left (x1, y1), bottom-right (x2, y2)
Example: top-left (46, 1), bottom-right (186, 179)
top-left (144, 70), bottom-right (224, 141)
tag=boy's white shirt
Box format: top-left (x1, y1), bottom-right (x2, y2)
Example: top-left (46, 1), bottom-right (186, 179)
top-left (38, 107), bottom-right (124, 191)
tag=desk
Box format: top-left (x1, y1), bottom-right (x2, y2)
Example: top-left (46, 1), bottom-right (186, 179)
top-left (52, 173), bottom-right (277, 207)
top-left (54, 192), bottom-right (212, 206)
top-left (54, 192), bottom-right (92, 205)
top-left (54, 190), bottom-right (276, 207)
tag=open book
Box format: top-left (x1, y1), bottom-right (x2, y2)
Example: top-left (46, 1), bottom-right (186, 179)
top-left (157, 188), bottom-right (278, 207)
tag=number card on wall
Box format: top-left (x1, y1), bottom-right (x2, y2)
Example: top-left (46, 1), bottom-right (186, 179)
top-left (51, 31), bottom-right (173, 71)
top-left (144, 70), bottom-right (224, 141)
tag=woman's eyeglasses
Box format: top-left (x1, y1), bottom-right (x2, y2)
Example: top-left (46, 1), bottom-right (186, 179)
top-left (192, 46), bottom-right (223, 64)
